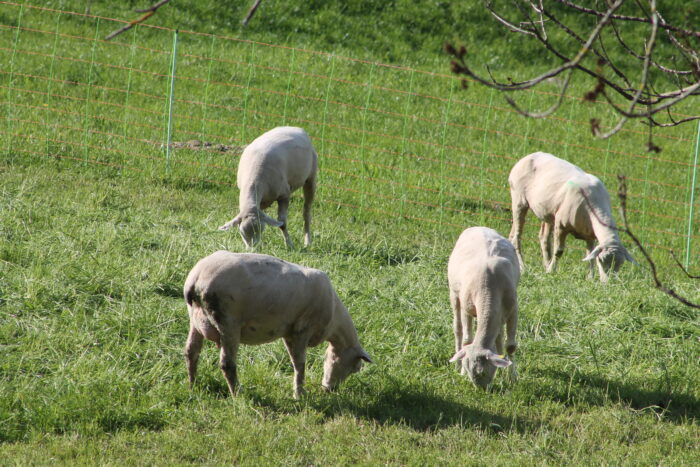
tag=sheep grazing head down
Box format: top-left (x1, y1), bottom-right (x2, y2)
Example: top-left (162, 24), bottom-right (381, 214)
top-left (223, 208), bottom-right (283, 247)
top-left (321, 345), bottom-right (373, 392)
top-left (582, 242), bottom-right (636, 281)
top-left (450, 345), bottom-right (512, 390)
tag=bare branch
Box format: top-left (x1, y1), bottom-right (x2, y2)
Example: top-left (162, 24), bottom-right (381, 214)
top-left (553, 0), bottom-right (700, 38)
top-left (671, 251), bottom-right (700, 279)
top-left (242, 0), bottom-right (264, 27)
top-left (105, 0), bottom-right (172, 41)
top-left (578, 175), bottom-right (700, 309)
top-left (448, 1), bottom-right (700, 145)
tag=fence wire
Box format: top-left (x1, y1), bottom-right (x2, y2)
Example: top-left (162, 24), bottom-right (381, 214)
top-left (1, 2), bottom-right (698, 265)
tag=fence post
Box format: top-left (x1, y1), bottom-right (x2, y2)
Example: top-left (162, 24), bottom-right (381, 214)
top-left (358, 63), bottom-right (376, 210)
top-left (478, 88), bottom-right (495, 225)
top-left (83, 17), bottom-right (101, 164)
top-left (122, 26), bottom-right (138, 152)
top-left (399, 69), bottom-right (415, 218)
top-left (282, 47), bottom-right (296, 126)
top-left (686, 120), bottom-right (700, 268)
top-left (45, 10), bottom-right (62, 158)
top-left (241, 42), bottom-right (256, 145)
top-left (319, 53), bottom-right (336, 167)
top-left (435, 77), bottom-right (454, 249)
top-left (5, 4), bottom-right (24, 160)
top-left (165, 29), bottom-right (179, 174)
top-left (199, 34), bottom-right (216, 138)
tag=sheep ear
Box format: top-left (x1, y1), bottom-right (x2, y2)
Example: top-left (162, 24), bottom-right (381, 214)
top-left (582, 245), bottom-right (602, 262)
top-left (449, 347), bottom-right (468, 363)
top-left (260, 211), bottom-right (284, 227)
top-left (486, 351), bottom-right (512, 368)
top-left (219, 215), bottom-right (242, 231)
top-left (358, 349), bottom-right (373, 364)
top-left (623, 247), bottom-right (638, 265)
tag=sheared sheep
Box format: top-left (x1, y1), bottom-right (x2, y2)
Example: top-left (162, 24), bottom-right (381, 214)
top-left (219, 126), bottom-right (317, 248)
top-left (508, 151), bottom-right (635, 282)
top-left (184, 251), bottom-right (372, 399)
top-left (448, 227), bottom-right (519, 390)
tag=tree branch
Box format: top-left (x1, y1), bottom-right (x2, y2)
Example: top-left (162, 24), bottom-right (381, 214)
top-left (105, 0), bottom-right (172, 41)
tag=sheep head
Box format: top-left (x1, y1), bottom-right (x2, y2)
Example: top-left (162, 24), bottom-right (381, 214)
top-left (450, 345), bottom-right (511, 390)
top-left (219, 208), bottom-right (283, 247)
top-left (582, 242), bottom-right (636, 281)
top-left (321, 344), bottom-right (372, 392)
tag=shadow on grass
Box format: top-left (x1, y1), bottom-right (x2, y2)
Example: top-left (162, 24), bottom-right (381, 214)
top-left (535, 368), bottom-right (699, 423)
top-left (244, 382), bottom-right (542, 434)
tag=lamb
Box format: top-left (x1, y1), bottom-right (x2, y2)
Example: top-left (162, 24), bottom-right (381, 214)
top-left (508, 151), bottom-right (635, 282)
top-left (448, 227), bottom-right (519, 390)
top-left (219, 126), bottom-right (318, 248)
top-left (183, 250), bottom-right (372, 399)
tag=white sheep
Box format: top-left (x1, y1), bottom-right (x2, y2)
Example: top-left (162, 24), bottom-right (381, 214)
top-left (508, 151), bottom-right (635, 282)
top-left (183, 251), bottom-right (372, 399)
top-left (448, 227), bottom-right (519, 390)
top-left (219, 126), bottom-right (317, 248)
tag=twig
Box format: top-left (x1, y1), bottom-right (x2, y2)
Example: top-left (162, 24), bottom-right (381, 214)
top-left (105, 0), bottom-right (172, 41)
top-left (579, 175), bottom-right (699, 309)
top-left (242, 0), bottom-right (264, 26)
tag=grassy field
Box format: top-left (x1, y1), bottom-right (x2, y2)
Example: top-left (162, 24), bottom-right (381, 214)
top-left (1, 0), bottom-right (699, 464)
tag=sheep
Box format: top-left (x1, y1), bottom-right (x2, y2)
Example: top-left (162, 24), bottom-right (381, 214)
top-left (508, 151), bottom-right (635, 282)
top-left (183, 250), bottom-right (372, 399)
top-left (448, 227), bottom-right (519, 390)
top-left (219, 126), bottom-right (318, 248)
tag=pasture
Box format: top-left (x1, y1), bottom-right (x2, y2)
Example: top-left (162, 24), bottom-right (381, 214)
top-left (1, 1), bottom-right (699, 464)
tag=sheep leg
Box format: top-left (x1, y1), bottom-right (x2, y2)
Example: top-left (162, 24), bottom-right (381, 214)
top-left (505, 305), bottom-right (518, 383)
top-left (302, 175), bottom-right (316, 247)
top-left (509, 199), bottom-right (528, 271)
top-left (283, 336), bottom-right (308, 399)
top-left (539, 221), bottom-right (553, 270)
top-left (185, 325), bottom-right (204, 389)
top-left (276, 197), bottom-right (294, 249)
top-left (547, 225), bottom-right (567, 273)
top-left (218, 327), bottom-right (241, 397)
top-left (461, 306), bottom-right (475, 376)
top-left (585, 239), bottom-right (596, 279)
top-left (450, 291), bottom-right (462, 371)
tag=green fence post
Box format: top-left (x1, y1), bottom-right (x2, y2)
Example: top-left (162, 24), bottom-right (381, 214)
top-left (5, 4), bottom-right (24, 160)
top-left (199, 34), bottom-right (216, 138)
top-left (165, 29), bottom-right (179, 174)
top-left (319, 53), bottom-right (336, 168)
top-left (122, 26), bottom-right (138, 152)
top-left (282, 47), bottom-right (296, 126)
top-left (83, 17), bottom-right (101, 164)
top-left (478, 88), bottom-right (495, 225)
top-left (436, 78), bottom-right (454, 249)
top-left (241, 42), bottom-right (256, 144)
top-left (686, 120), bottom-right (700, 268)
top-left (358, 63), bottom-right (376, 210)
top-left (399, 69), bottom-right (415, 218)
top-left (45, 10), bottom-right (62, 158)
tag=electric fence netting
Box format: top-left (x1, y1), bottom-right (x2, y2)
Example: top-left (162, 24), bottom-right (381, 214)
top-left (1, 2), bottom-right (698, 268)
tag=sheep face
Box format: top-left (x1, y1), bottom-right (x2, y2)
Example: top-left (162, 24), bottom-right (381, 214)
top-left (236, 209), bottom-right (284, 247)
top-left (321, 345), bottom-right (372, 392)
top-left (597, 247), bottom-right (626, 277)
top-left (583, 243), bottom-right (636, 281)
top-left (452, 346), bottom-right (512, 390)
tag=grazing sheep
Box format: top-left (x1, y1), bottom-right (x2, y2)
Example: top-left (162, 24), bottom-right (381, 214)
top-left (184, 251), bottom-right (372, 399)
top-left (219, 126), bottom-right (318, 248)
top-left (448, 227), bottom-right (519, 390)
top-left (508, 151), bottom-right (635, 282)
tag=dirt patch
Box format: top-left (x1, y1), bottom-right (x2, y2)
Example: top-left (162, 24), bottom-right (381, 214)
top-left (169, 140), bottom-right (245, 154)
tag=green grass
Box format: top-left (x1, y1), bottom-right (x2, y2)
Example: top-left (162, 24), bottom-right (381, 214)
top-left (1, 0), bottom-right (699, 464)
